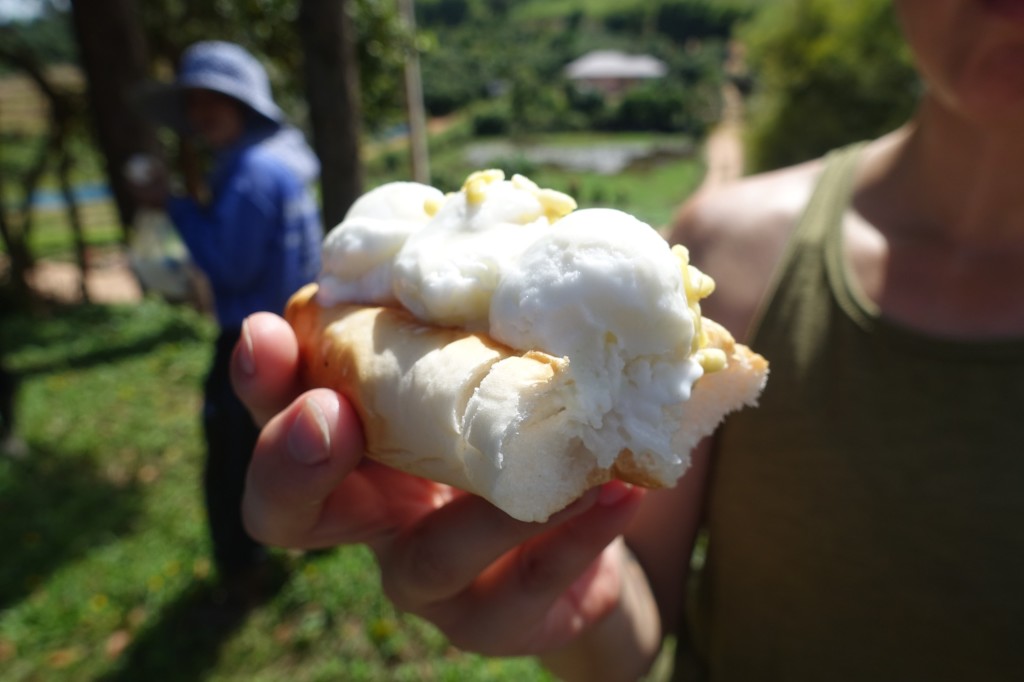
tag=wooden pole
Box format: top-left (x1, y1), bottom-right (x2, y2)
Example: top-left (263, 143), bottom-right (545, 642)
top-left (398, 0), bottom-right (430, 184)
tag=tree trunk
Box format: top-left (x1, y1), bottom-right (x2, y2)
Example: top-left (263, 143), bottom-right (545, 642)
top-left (298, 0), bottom-right (364, 229)
top-left (69, 0), bottom-right (158, 238)
top-left (0, 171), bottom-right (32, 304)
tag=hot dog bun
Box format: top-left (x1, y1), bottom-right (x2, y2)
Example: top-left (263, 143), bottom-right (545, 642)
top-left (286, 283), bottom-right (767, 522)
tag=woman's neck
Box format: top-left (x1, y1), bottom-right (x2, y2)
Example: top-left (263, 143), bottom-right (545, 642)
top-left (845, 97), bottom-right (1024, 338)
top-left (859, 99), bottom-right (1024, 246)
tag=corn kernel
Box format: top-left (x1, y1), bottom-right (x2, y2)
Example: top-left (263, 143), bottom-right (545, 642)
top-left (671, 244), bottom-right (691, 266)
top-left (462, 169), bottom-right (505, 204)
top-left (423, 195), bottom-right (444, 217)
top-left (688, 265), bottom-right (716, 299)
top-left (537, 189), bottom-right (578, 222)
top-left (511, 174), bottom-right (540, 192)
top-left (695, 348), bottom-right (728, 373)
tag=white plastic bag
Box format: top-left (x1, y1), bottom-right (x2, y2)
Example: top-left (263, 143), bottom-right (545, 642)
top-left (129, 208), bottom-right (192, 301)
top-left (124, 154), bottom-right (195, 301)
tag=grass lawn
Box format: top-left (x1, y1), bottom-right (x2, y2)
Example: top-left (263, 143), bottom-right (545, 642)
top-left (23, 203), bottom-right (124, 261)
top-left (0, 301), bottom-right (554, 681)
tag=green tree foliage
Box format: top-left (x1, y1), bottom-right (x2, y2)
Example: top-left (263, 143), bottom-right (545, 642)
top-left (601, 6), bottom-right (648, 35)
top-left (417, 0), bottom-right (732, 136)
top-left (653, 0), bottom-right (751, 43)
top-left (416, 0), bottom-right (471, 26)
top-left (418, 11), bottom-right (578, 118)
top-left (611, 80), bottom-right (710, 134)
top-left (136, 0), bottom-right (409, 132)
top-left (599, 0), bottom-right (751, 42)
top-left (137, 0), bottom-right (301, 79)
top-left (354, 0), bottom-right (412, 131)
top-left (741, 0), bottom-right (919, 171)
top-left (0, 2), bottom-right (78, 69)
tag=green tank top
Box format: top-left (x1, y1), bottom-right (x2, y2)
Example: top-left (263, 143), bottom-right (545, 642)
top-left (679, 145), bottom-right (1024, 681)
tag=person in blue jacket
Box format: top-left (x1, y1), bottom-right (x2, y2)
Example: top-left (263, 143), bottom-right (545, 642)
top-left (135, 40), bottom-right (323, 582)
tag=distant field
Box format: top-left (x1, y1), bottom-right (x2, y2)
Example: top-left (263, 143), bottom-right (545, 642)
top-left (0, 64), bottom-right (84, 135)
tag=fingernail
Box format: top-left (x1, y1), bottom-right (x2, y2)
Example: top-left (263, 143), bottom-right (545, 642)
top-left (238, 319), bottom-right (256, 376)
top-left (598, 481), bottom-right (633, 507)
top-left (287, 400), bottom-right (331, 465)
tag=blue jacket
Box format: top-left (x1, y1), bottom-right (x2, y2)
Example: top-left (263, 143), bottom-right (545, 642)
top-left (168, 126), bottom-right (322, 329)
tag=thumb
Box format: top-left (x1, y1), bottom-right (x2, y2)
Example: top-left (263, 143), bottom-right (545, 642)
top-left (243, 388), bottom-right (365, 548)
top-left (231, 313), bottom-right (303, 427)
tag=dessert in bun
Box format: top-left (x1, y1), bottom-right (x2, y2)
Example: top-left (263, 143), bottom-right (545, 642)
top-left (286, 171), bottom-right (768, 522)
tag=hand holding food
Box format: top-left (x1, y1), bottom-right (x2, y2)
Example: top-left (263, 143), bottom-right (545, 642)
top-left (287, 171), bottom-right (768, 522)
top-left (232, 314), bottom-right (648, 660)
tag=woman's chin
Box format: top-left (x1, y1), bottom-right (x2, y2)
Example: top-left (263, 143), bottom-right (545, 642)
top-left (954, 44), bottom-right (1024, 127)
top-left (981, 0), bottom-right (1024, 27)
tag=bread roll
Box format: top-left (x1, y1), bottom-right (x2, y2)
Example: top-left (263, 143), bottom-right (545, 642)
top-left (286, 283), bottom-right (767, 522)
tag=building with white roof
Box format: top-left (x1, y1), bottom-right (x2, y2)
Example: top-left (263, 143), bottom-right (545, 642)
top-left (564, 50), bottom-right (669, 97)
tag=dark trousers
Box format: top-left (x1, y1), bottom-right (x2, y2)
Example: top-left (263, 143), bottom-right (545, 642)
top-left (203, 328), bottom-right (263, 578)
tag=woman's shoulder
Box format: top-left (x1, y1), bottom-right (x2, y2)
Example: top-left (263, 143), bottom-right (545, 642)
top-left (668, 159), bottom-right (825, 339)
top-left (670, 159), bottom-right (824, 251)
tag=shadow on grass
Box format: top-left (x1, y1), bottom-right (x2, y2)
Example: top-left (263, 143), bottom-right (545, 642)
top-left (0, 301), bottom-right (210, 378)
top-left (99, 566), bottom-right (289, 682)
top-left (0, 446), bottom-right (144, 611)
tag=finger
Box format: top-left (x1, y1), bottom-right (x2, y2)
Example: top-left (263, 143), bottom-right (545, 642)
top-left (242, 388), bottom-right (365, 548)
top-left (377, 487), bottom-right (603, 611)
top-left (231, 312), bottom-right (302, 427)
top-left (432, 482), bottom-right (646, 655)
top-left (379, 481), bottom-right (643, 615)
top-left (317, 460), bottom-right (461, 546)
